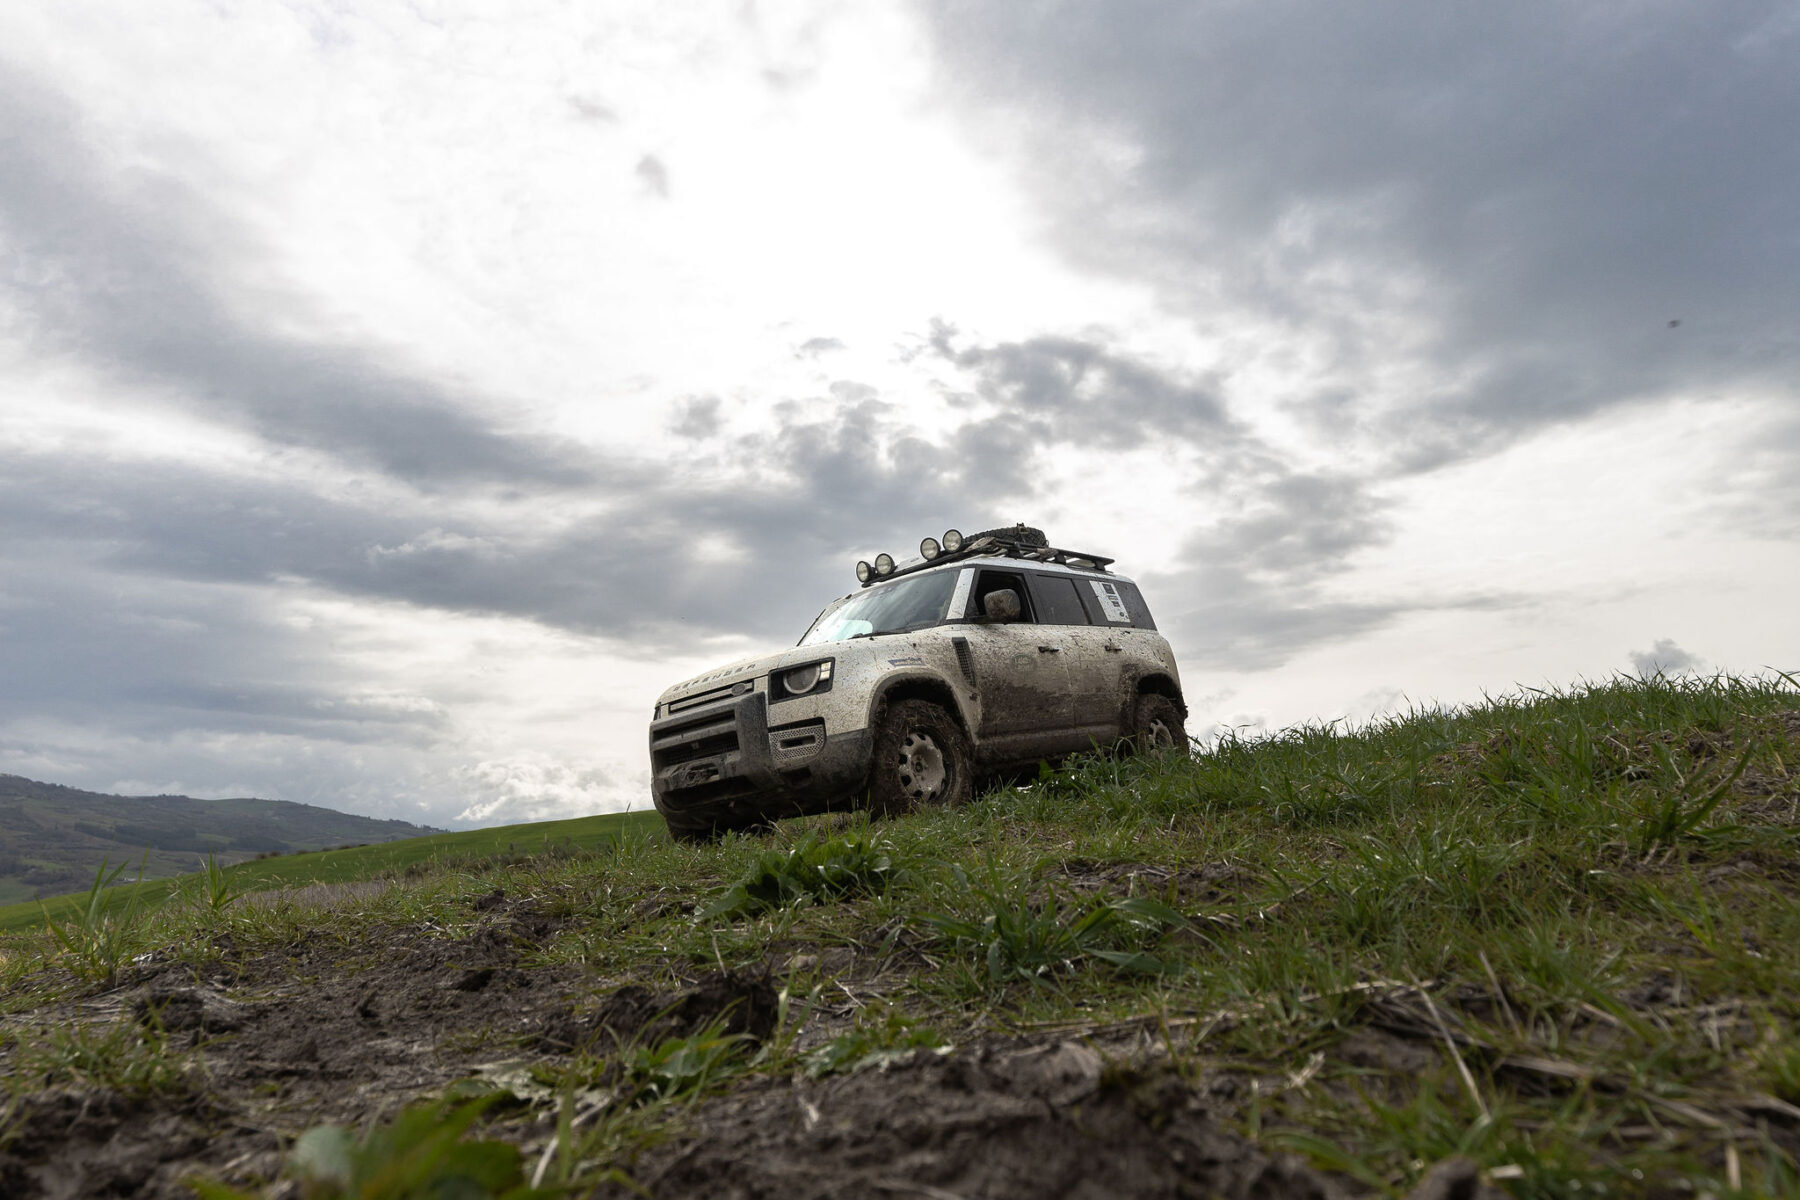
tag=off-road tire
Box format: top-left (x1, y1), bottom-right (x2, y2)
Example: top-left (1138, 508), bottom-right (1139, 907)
top-left (1129, 693), bottom-right (1186, 755)
top-left (867, 700), bottom-right (973, 816)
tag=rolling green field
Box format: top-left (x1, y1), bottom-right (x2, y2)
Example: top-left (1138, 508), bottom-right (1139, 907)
top-left (0, 808), bottom-right (660, 933)
top-left (0, 776), bottom-right (443, 904)
top-left (3, 673), bottom-right (1798, 1197)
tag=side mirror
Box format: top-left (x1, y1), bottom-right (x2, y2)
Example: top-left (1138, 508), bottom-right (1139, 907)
top-left (983, 588), bottom-right (1022, 622)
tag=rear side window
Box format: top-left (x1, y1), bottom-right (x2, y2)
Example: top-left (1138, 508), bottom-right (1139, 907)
top-left (1080, 578), bottom-right (1157, 630)
top-left (1029, 574), bottom-right (1091, 626)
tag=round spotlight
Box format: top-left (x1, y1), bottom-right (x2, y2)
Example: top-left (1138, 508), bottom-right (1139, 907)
top-left (855, 560), bottom-right (872, 583)
top-left (919, 536), bottom-right (941, 560)
top-left (874, 552), bottom-right (895, 576)
top-left (942, 528), bottom-right (964, 553)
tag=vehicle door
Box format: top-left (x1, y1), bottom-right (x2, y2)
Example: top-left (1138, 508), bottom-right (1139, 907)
top-left (1025, 571), bottom-right (1123, 745)
top-left (958, 568), bottom-right (1074, 755)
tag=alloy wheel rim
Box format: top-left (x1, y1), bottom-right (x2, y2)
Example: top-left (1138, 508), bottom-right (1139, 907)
top-left (897, 731), bottom-right (947, 800)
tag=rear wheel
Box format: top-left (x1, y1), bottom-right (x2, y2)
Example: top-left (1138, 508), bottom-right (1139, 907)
top-left (867, 700), bottom-right (973, 816)
top-left (1129, 693), bottom-right (1186, 755)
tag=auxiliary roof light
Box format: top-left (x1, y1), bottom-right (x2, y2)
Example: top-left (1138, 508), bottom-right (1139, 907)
top-left (874, 552), bottom-right (895, 577)
top-left (855, 560), bottom-right (873, 583)
top-left (942, 528), bottom-right (964, 553)
top-left (919, 536), bottom-right (941, 560)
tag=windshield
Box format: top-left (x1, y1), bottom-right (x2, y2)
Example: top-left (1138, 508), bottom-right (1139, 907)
top-left (799, 570), bottom-right (960, 645)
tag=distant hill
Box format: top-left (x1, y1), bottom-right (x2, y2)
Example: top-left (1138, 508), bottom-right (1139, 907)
top-left (0, 775), bottom-right (443, 904)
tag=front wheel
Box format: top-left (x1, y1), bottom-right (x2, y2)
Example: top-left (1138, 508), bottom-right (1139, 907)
top-left (867, 700), bottom-right (973, 816)
top-left (1128, 693), bottom-right (1187, 755)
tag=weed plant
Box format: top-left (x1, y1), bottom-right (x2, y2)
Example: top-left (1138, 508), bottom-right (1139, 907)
top-left (190, 1094), bottom-right (551, 1200)
top-left (4, 1018), bottom-right (195, 1100)
top-left (38, 856), bottom-right (148, 987)
top-left (702, 826), bottom-right (903, 920)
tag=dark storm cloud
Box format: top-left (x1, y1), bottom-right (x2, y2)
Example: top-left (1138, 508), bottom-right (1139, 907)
top-left (0, 553), bottom-right (446, 748)
top-left (1140, 468), bottom-right (1396, 669)
top-left (0, 381), bottom-right (1051, 653)
top-left (1140, 469), bottom-right (1521, 671)
top-left (928, 322), bottom-right (1231, 451)
top-left (0, 71), bottom-right (601, 489)
top-left (917, 1), bottom-right (1800, 462)
top-left (925, 324), bottom-right (1450, 664)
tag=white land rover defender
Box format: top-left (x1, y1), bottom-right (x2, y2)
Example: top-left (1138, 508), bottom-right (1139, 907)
top-left (647, 526), bottom-right (1186, 841)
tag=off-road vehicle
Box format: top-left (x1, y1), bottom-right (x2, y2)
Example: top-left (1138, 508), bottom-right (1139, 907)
top-left (647, 526), bottom-right (1185, 840)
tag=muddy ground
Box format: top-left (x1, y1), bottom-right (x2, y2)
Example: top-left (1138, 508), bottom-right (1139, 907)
top-left (5, 707), bottom-right (1794, 1197)
top-left (0, 884), bottom-right (1506, 1200)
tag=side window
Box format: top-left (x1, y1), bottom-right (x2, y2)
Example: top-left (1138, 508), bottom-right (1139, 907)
top-left (1080, 578), bottom-right (1157, 629)
top-left (1117, 581), bottom-right (1157, 630)
top-left (1030, 574), bottom-right (1091, 626)
top-left (973, 570), bottom-right (1034, 622)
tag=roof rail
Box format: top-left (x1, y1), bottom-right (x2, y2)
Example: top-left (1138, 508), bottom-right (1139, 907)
top-left (860, 531), bottom-right (1114, 587)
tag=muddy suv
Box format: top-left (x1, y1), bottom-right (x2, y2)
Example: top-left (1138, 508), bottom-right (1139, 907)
top-left (647, 526), bottom-right (1186, 840)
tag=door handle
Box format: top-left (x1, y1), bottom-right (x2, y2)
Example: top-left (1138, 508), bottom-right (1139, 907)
top-left (1037, 645), bottom-right (1060, 653)
top-left (1103, 644), bottom-right (1122, 653)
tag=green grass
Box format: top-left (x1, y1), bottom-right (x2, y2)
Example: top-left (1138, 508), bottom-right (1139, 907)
top-left (6, 672), bottom-right (1800, 1197)
top-left (0, 809), bottom-right (660, 934)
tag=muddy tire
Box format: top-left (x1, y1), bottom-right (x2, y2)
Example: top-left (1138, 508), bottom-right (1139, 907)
top-left (867, 700), bottom-right (973, 816)
top-left (1129, 693), bottom-right (1186, 755)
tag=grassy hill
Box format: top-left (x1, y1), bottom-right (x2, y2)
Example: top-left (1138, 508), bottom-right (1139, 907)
top-left (0, 775), bottom-right (444, 904)
top-left (1, 674), bottom-right (1797, 1198)
top-left (0, 807), bottom-right (659, 933)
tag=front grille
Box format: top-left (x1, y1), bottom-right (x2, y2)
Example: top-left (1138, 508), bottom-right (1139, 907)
top-left (651, 714), bottom-right (740, 768)
top-left (667, 680), bottom-right (753, 714)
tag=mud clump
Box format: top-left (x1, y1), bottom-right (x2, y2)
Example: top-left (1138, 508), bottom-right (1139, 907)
top-left (609, 1040), bottom-right (1344, 1200)
top-left (0, 1087), bottom-right (253, 1200)
top-left (537, 968), bottom-right (779, 1053)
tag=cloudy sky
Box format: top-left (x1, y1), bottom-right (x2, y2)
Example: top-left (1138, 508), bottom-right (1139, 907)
top-left (3, 2), bottom-right (1796, 828)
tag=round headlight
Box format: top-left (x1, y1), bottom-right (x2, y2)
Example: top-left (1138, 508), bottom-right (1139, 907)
top-left (782, 663), bottom-right (822, 695)
top-left (874, 553), bottom-right (895, 576)
top-left (855, 560), bottom-right (872, 583)
top-left (919, 536), bottom-right (941, 560)
top-left (942, 528), bottom-right (964, 552)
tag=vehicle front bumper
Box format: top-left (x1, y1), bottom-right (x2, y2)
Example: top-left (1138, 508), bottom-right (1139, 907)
top-left (648, 692), bottom-right (872, 830)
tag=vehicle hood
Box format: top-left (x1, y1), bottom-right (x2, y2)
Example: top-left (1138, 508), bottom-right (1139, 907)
top-left (657, 643), bottom-right (850, 706)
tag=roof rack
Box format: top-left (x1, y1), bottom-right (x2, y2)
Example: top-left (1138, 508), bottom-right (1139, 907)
top-left (861, 529), bottom-right (1114, 587)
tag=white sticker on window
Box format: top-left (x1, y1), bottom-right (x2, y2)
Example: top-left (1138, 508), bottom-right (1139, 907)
top-left (1089, 580), bottom-right (1131, 623)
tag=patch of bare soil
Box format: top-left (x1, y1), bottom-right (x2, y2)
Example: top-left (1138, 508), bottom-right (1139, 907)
top-left (0, 894), bottom-right (600, 1198)
top-left (605, 1041), bottom-right (1345, 1200)
top-left (534, 967), bottom-right (779, 1053)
